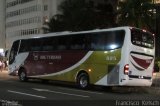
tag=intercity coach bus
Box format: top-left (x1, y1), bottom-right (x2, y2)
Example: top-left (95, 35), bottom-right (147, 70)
top-left (8, 26), bottom-right (155, 88)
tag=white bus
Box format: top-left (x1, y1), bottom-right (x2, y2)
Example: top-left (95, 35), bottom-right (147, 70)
top-left (8, 26), bottom-right (155, 88)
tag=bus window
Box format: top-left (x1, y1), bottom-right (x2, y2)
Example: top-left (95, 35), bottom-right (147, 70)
top-left (42, 37), bottom-right (55, 51)
top-left (30, 39), bottom-right (43, 51)
top-left (70, 35), bottom-right (85, 50)
top-left (19, 40), bottom-right (30, 53)
top-left (131, 29), bottom-right (154, 49)
top-left (91, 30), bottom-right (125, 50)
top-left (9, 40), bottom-right (20, 64)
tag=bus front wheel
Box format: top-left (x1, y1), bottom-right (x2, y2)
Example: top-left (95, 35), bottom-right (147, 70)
top-left (77, 73), bottom-right (89, 89)
top-left (19, 69), bottom-right (28, 82)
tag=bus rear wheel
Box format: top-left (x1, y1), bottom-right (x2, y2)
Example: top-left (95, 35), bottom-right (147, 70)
top-left (77, 73), bottom-right (89, 89)
top-left (19, 69), bottom-right (28, 82)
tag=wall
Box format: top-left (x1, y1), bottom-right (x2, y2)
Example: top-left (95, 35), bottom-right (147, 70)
top-left (0, 0), bottom-right (5, 49)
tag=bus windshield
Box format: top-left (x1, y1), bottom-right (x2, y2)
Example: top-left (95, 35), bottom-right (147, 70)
top-left (131, 29), bottom-right (154, 49)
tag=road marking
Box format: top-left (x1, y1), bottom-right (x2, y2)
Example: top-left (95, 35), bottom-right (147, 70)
top-left (32, 88), bottom-right (89, 98)
top-left (57, 87), bottom-right (104, 95)
top-left (0, 99), bottom-right (22, 106)
top-left (7, 90), bottom-right (46, 99)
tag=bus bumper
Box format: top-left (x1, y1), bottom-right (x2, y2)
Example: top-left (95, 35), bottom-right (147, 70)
top-left (121, 77), bottom-right (152, 86)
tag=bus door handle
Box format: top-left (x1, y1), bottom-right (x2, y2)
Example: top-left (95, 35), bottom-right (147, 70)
top-left (49, 62), bottom-right (53, 65)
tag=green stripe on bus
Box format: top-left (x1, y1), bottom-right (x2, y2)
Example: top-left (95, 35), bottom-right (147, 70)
top-left (42, 49), bottom-right (121, 84)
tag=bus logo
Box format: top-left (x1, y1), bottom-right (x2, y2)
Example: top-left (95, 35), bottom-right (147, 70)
top-left (33, 55), bottom-right (38, 61)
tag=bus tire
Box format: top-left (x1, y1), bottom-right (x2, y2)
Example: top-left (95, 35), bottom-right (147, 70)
top-left (77, 73), bottom-right (89, 89)
top-left (19, 69), bottom-right (28, 82)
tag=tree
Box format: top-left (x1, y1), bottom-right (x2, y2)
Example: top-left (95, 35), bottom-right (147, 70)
top-left (58, 0), bottom-right (96, 31)
top-left (48, 0), bottom-right (117, 32)
top-left (47, 15), bottom-right (66, 32)
top-left (117, 0), bottom-right (156, 32)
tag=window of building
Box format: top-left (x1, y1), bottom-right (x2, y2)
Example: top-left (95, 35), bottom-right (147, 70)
top-left (44, 5), bottom-right (48, 11)
top-left (6, 0), bottom-right (34, 8)
top-left (6, 16), bottom-right (41, 28)
top-left (6, 5), bottom-right (40, 18)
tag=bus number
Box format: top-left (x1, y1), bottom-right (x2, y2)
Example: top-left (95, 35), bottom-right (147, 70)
top-left (106, 56), bottom-right (117, 61)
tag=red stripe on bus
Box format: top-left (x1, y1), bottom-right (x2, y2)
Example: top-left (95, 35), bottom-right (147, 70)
top-left (131, 55), bottom-right (153, 69)
top-left (24, 51), bottom-right (88, 76)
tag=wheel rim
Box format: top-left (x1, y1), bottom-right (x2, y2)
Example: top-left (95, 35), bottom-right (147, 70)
top-left (79, 76), bottom-right (88, 88)
top-left (20, 72), bottom-right (26, 81)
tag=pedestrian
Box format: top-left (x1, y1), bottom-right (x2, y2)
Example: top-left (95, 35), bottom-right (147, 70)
top-left (4, 60), bottom-right (7, 69)
top-left (0, 60), bottom-right (2, 72)
top-left (2, 61), bottom-right (5, 70)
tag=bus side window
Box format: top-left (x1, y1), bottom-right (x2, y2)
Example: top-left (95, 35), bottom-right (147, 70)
top-left (91, 34), bottom-right (105, 50)
top-left (41, 37), bottom-right (55, 51)
top-left (30, 39), bottom-right (43, 51)
top-left (58, 45), bottom-right (66, 50)
top-left (19, 40), bottom-right (30, 53)
top-left (57, 36), bottom-right (67, 50)
top-left (70, 34), bottom-right (85, 50)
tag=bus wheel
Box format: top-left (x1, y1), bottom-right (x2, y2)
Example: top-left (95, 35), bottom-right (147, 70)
top-left (77, 73), bottom-right (89, 89)
top-left (19, 69), bottom-right (28, 82)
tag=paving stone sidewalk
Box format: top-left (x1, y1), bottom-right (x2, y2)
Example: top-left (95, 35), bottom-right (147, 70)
top-left (0, 69), bottom-right (17, 80)
top-left (143, 73), bottom-right (160, 95)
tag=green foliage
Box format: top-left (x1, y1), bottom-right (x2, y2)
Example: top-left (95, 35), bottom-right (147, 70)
top-left (48, 0), bottom-right (117, 32)
top-left (117, 0), bottom-right (156, 32)
top-left (47, 15), bottom-right (66, 32)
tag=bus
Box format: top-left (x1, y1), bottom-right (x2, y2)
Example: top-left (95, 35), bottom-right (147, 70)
top-left (8, 26), bottom-right (155, 88)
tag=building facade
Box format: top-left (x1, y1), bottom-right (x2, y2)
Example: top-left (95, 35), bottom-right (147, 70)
top-left (5, 0), bottom-right (64, 49)
top-left (0, 0), bottom-right (5, 49)
top-left (5, 0), bottom-right (117, 49)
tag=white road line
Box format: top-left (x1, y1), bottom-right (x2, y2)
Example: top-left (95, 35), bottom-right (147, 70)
top-left (57, 87), bottom-right (104, 95)
top-left (32, 88), bottom-right (89, 98)
top-left (7, 90), bottom-right (46, 99)
top-left (47, 90), bottom-right (89, 98)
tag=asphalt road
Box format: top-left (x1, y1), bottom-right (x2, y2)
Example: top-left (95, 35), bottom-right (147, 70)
top-left (0, 70), bottom-right (160, 106)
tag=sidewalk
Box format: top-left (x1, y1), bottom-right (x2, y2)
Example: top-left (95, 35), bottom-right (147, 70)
top-left (152, 73), bottom-right (160, 86)
top-left (142, 73), bottom-right (160, 95)
top-left (0, 69), bottom-right (17, 80)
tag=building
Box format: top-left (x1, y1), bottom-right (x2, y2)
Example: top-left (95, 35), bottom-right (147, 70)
top-left (5, 0), bottom-right (64, 49)
top-left (0, 0), bottom-right (5, 50)
top-left (5, 0), bottom-right (118, 49)
top-left (3, 0), bottom-right (120, 49)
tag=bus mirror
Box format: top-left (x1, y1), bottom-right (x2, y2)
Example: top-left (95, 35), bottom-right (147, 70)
top-left (5, 50), bottom-right (10, 60)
